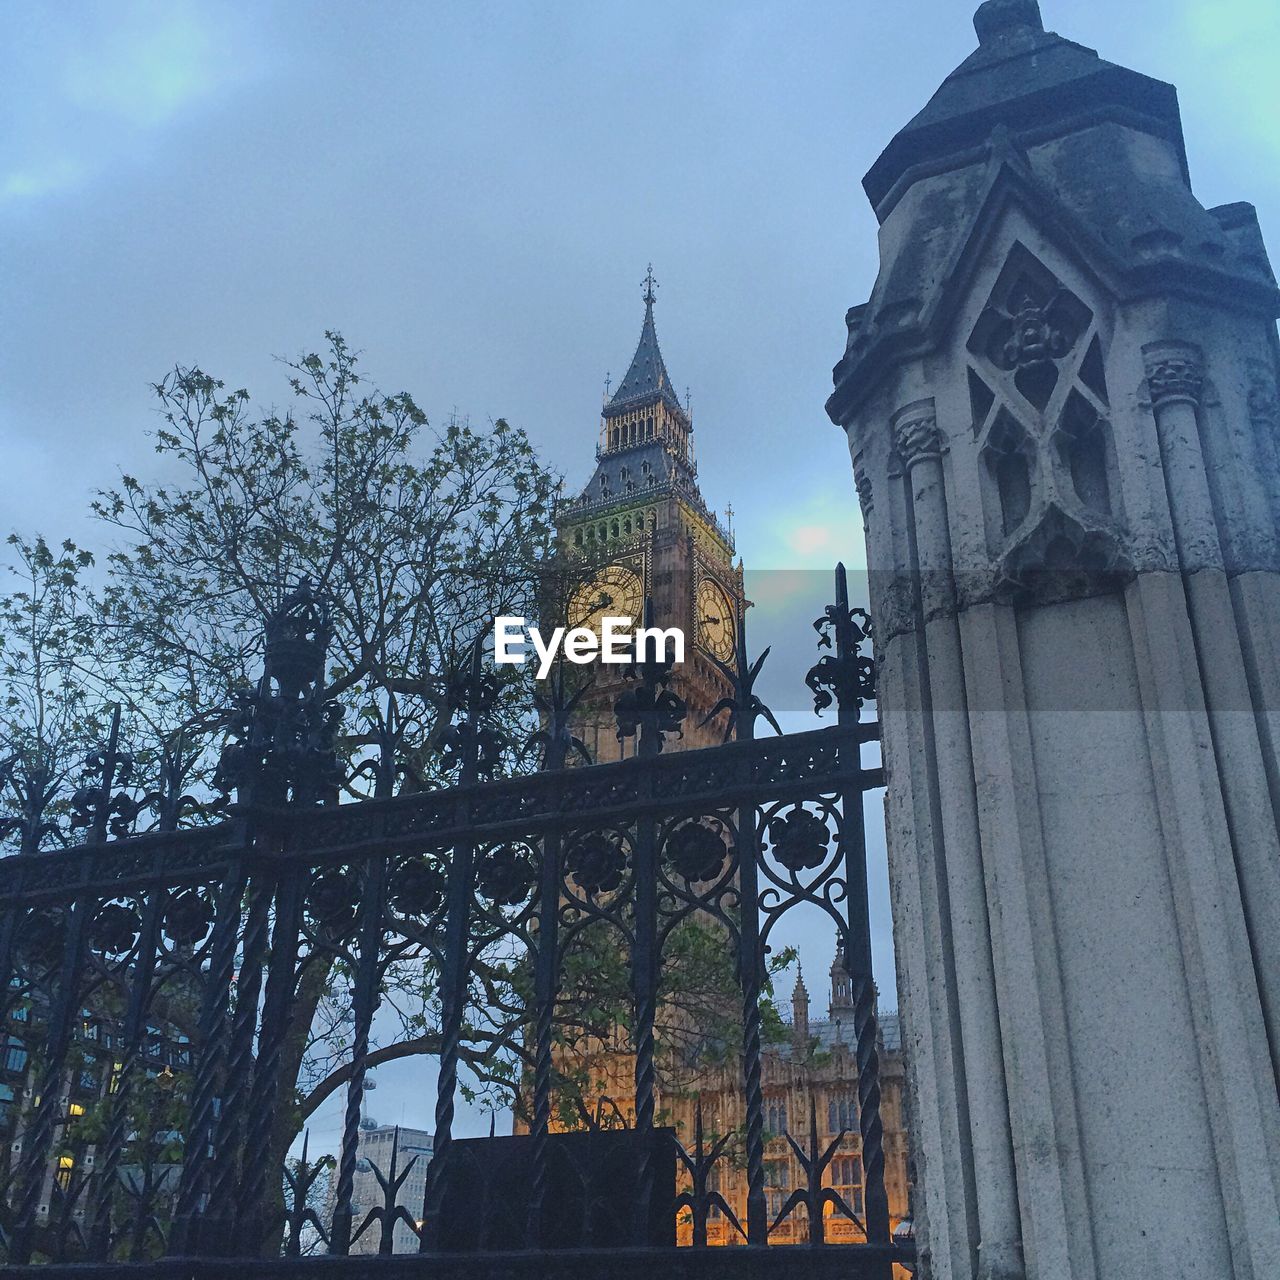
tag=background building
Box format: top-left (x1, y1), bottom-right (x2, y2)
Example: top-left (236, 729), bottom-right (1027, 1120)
top-left (343, 1122), bottom-right (433, 1256)
top-left (2, 999), bottom-right (190, 1247)
top-left (666, 956), bottom-right (911, 1247)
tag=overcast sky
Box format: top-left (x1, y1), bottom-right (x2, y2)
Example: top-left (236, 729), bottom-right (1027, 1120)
top-left (3, 0), bottom-right (1277, 1145)
top-left (5, 0), bottom-right (1277, 568)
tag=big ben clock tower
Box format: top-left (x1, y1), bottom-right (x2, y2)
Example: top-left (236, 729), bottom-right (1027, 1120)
top-left (556, 269), bottom-right (745, 762)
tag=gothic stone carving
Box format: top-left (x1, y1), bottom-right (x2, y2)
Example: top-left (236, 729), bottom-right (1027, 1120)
top-left (892, 400), bottom-right (944, 468)
top-left (1247, 359), bottom-right (1279, 429)
top-left (1143, 342), bottom-right (1206, 409)
top-left (853, 451), bottom-right (874, 518)
top-left (997, 296), bottom-right (1072, 370)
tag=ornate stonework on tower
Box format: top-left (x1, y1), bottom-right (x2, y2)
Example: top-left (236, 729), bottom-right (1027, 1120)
top-left (557, 270), bottom-right (745, 762)
top-left (828, 3), bottom-right (1280, 1278)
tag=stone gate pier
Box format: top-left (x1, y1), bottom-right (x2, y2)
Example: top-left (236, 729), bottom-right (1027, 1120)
top-left (827, 2), bottom-right (1280, 1277)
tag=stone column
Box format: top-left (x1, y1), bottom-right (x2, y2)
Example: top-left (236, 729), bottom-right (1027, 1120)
top-left (873, 437), bottom-right (978, 1280)
top-left (1132, 343), bottom-right (1280, 1278)
top-left (1143, 341), bottom-right (1280, 1070)
top-left (892, 400), bottom-right (1024, 1280)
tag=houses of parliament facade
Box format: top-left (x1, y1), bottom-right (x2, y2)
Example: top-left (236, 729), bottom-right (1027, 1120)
top-left (544, 273), bottom-right (912, 1245)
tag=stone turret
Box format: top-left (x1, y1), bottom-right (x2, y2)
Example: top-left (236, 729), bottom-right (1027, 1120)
top-left (827, 3), bottom-right (1280, 1278)
top-left (791, 966), bottom-right (810, 1049)
top-left (829, 935), bottom-right (854, 1020)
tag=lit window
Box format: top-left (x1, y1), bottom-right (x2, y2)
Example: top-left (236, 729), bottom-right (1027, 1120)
top-left (4, 1039), bottom-right (27, 1073)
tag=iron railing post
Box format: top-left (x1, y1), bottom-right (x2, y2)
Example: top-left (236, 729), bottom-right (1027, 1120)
top-left (8, 897), bottom-right (88, 1264)
top-left (203, 873), bottom-right (271, 1246)
top-left (419, 639), bottom-right (484, 1252)
top-left (831, 563), bottom-right (889, 1248)
top-left (88, 885), bottom-right (164, 1260)
top-left (734, 609), bottom-right (769, 1246)
top-left (169, 870), bottom-right (246, 1255)
top-left (330, 854), bottom-right (388, 1254)
top-left (417, 843), bottom-right (474, 1251)
top-left (631, 766), bottom-right (659, 1244)
top-left (528, 823), bottom-right (562, 1246)
top-left (0, 902), bottom-right (21, 1212)
top-left (628, 597), bottom-right (669, 1246)
top-left (527, 659), bottom-right (585, 1247)
top-left (237, 863), bottom-right (305, 1250)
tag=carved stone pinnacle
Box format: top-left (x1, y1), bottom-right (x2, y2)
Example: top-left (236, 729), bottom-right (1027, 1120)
top-left (974, 0), bottom-right (1044, 45)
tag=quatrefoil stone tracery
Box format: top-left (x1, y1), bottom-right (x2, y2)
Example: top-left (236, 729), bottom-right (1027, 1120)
top-left (961, 249), bottom-right (1125, 588)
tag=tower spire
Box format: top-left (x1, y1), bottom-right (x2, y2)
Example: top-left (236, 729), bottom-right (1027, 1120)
top-left (642, 263), bottom-right (658, 308)
top-left (605, 266), bottom-right (684, 418)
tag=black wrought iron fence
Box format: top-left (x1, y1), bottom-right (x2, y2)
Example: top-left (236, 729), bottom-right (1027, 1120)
top-left (0, 567), bottom-right (910, 1278)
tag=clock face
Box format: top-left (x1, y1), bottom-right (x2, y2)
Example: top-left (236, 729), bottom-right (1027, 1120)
top-left (568, 565), bottom-right (643, 634)
top-left (697, 578), bottom-right (737, 662)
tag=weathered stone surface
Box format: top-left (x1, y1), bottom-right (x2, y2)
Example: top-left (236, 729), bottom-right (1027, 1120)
top-left (828, 4), bottom-right (1280, 1278)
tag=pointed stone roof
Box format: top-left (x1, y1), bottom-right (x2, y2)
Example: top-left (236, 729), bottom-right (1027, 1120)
top-left (828, 0), bottom-right (1280, 424)
top-left (779, 1010), bottom-right (902, 1059)
top-left (792, 964), bottom-right (810, 1002)
top-left (604, 277), bottom-right (687, 420)
top-left (863, 0), bottom-right (1185, 212)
